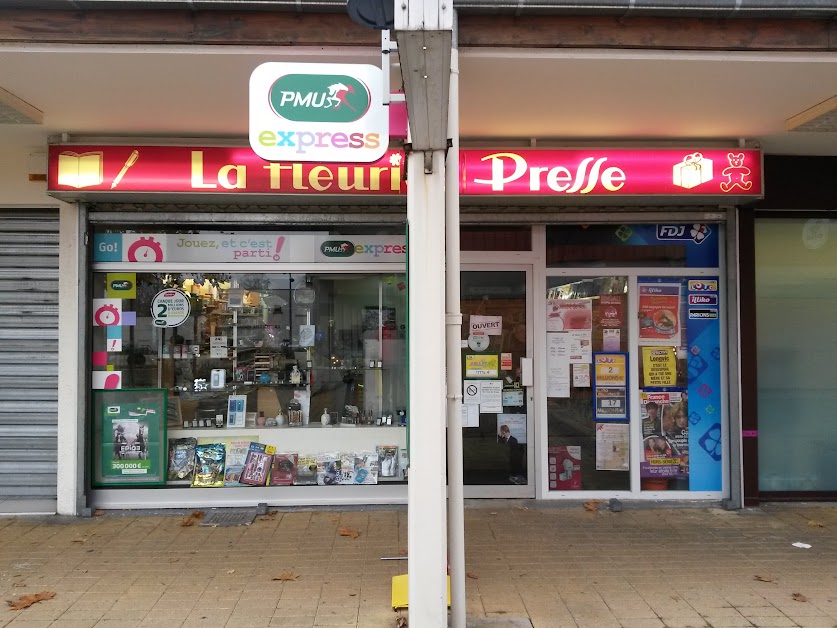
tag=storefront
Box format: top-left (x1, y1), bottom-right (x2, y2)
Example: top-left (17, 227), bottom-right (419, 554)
top-left (47, 143), bottom-right (764, 508)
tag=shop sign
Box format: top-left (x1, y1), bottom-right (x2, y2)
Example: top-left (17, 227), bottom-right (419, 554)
top-left (47, 146), bottom-right (763, 197)
top-left (460, 149), bottom-right (762, 196)
top-left (249, 62), bottom-right (388, 163)
top-left (93, 233), bottom-right (406, 264)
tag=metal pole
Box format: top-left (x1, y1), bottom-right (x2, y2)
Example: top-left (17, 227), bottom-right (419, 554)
top-left (407, 146), bottom-right (449, 625)
top-left (445, 12), bottom-right (466, 628)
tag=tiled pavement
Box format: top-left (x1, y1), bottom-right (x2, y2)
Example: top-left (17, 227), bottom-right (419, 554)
top-left (1, 502), bottom-right (837, 627)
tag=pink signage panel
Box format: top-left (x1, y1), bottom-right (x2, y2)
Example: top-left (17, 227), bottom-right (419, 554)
top-left (48, 145), bottom-right (762, 197)
top-left (460, 149), bottom-right (762, 196)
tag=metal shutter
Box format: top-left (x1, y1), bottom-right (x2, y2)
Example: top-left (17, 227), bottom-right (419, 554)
top-left (0, 210), bottom-right (59, 500)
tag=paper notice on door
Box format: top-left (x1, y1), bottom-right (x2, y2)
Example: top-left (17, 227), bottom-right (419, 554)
top-left (572, 363), bottom-right (591, 388)
top-left (546, 332), bottom-right (571, 398)
top-left (479, 380), bottom-right (503, 413)
top-left (596, 422), bottom-right (630, 471)
top-left (568, 330), bottom-right (592, 363)
top-left (463, 380), bottom-right (481, 405)
top-left (210, 336), bottom-right (228, 358)
top-left (461, 403), bottom-right (480, 428)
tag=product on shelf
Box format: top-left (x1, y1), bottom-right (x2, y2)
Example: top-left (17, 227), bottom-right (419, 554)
top-left (167, 438), bottom-right (198, 483)
top-left (353, 452), bottom-right (379, 485)
top-left (317, 452), bottom-right (341, 486)
top-left (240, 443), bottom-right (274, 486)
top-left (295, 456), bottom-right (318, 486)
top-left (377, 445), bottom-right (399, 478)
top-left (192, 443), bottom-right (226, 488)
top-left (223, 440), bottom-right (253, 487)
top-left (268, 453), bottom-right (298, 486)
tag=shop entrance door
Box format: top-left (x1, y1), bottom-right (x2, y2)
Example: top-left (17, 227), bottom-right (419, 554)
top-left (460, 266), bottom-right (534, 498)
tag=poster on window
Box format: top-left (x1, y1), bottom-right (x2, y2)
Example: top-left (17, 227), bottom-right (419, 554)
top-left (548, 446), bottom-right (581, 490)
top-left (640, 390), bottom-right (689, 479)
top-left (595, 423), bottom-right (630, 471)
top-left (92, 388), bottom-right (167, 487)
top-left (638, 283), bottom-right (681, 346)
top-left (546, 299), bottom-right (592, 333)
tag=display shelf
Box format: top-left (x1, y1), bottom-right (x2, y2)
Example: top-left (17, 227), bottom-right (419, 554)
top-left (168, 425), bottom-right (407, 454)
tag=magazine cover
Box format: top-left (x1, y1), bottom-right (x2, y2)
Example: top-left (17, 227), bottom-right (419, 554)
top-left (353, 452), bottom-right (379, 485)
top-left (294, 455), bottom-right (318, 486)
top-left (192, 442), bottom-right (226, 488)
top-left (167, 438), bottom-right (197, 483)
top-left (640, 390), bottom-right (689, 480)
top-left (223, 440), bottom-right (254, 487)
top-left (399, 448), bottom-right (409, 481)
top-left (339, 452), bottom-right (357, 485)
top-left (268, 453), bottom-right (297, 486)
top-left (377, 445), bottom-right (399, 479)
top-left (240, 443), bottom-right (275, 486)
top-left (316, 452), bottom-right (341, 486)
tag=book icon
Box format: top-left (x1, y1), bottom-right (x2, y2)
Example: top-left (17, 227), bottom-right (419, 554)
top-left (57, 151), bottom-right (104, 188)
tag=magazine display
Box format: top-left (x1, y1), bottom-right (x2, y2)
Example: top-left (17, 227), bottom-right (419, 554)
top-left (377, 445), bottom-right (399, 479)
top-left (294, 455), bottom-right (318, 485)
top-left (353, 452), bottom-right (379, 485)
top-left (268, 453), bottom-right (297, 486)
top-left (224, 440), bottom-right (253, 487)
top-left (192, 443), bottom-right (226, 488)
top-left (339, 452), bottom-right (357, 485)
top-left (240, 443), bottom-right (275, 486)
top-left (317, 452), bottom-right (341, 486)
top-left (167, 438), bottom-right (197, 483)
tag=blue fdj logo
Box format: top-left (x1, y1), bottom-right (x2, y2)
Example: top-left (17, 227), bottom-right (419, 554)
top-left (656, 223), bottom-right (711, 244)
top-left (94, 234), bottom-right (122, 262)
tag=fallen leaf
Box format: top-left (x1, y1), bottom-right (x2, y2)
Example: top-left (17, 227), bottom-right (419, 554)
top-left (808, 520), bottom-right (824, 528)
top-left (398, 548), bottom-right (407, 556)
top-left (272, 570), bottom-right (299, 582)
top-left (6, 591), bottom-right (56, 611)
top-left (396, 616), bottom-right (408, 628)
top-left (226, 569), bottom-right (235, 574)
top-left (349, 593), bottom-right (357, 597)
top-left (71, 539), bottom-right (86, 543)
top-left (466, 572), bottom-right (479, 579)
top-left (754, 575), bottom-right (776, 583)
top-left (339, 527), bottom-right (361, 539)
top-left (583, 500), bottom-right (606, 512)
top-left (792, 592), bottom-right (808, 602)
top-left (180, 511), bottom-right (205, 527)
top-left (94, 509), bottom-right (105, 516)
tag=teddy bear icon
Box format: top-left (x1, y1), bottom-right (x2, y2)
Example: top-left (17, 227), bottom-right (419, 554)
top-left (720, 152), bottom-right (753, 192)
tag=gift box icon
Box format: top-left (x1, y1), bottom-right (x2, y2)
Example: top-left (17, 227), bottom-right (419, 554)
top-left (673, 152), bottom-right (713, 189)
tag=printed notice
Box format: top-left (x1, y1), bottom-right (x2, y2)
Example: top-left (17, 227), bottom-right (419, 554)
top-left (465, 354), bottom-right (499, 378)
top-left (479, 380), bottom-right (503, 413)
top-left (572, 364), bottom-right (591, 388)
top-left (210, 336), bottom-right (228, 359)
top-left (642, 346), bottom-right (677, 387)
top-left (596, 423), bottom-right (630, 471)
top-left (469, 315), bottom-right (503, 336)
top-left (461, 403), bottom-right (480, 428)
top-left (546, 333), bottom-right (570, 398)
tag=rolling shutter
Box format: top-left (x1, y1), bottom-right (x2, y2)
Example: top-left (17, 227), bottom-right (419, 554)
top-left (0, 210), bottom-right (59, 500)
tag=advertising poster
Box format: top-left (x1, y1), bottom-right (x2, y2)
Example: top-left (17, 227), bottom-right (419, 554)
top-left (546, 299), bottom-right (592, 333)
top-left (548, 446), bottom-right (581, 491)
top-left (599, 294), bottom-right (624, 329)
top-left (593, 353), bottom-right (627, 387)
top-left (641, 346), bottom-right (678, 387)
top-left (638, 283), bottom-right (681, 346)
top-left (92, 388), bottom-right (166, 486)
top-left (595, 423), bottom-right (630, 471)
top-left (465, 354), bottom-right (499, 378)
top-left (546, 333), bottom-right (570, 398)
top-left (497, 414), bottom-right (527, 445)
top-left (640, 390), bottom-right (689, 480)
top-left (595, 387), bottom-right (628, 421)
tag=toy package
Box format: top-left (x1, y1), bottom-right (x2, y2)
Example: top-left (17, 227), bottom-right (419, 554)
top-left (224, 440), bottom-right (253, 487)
top-left (240, 443), bottom-right (275, 486)
top-left (192, 442), bottom-right (226, 488)
top-left (268, 453), bottom-right (297, 486)
top-left (167, 438), bottom-right (197, 483)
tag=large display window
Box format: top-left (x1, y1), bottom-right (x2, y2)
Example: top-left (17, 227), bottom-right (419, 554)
top-left (544, 223), bottom-right (725, 495)
top-left (89, 228), bottom-right (408, 491)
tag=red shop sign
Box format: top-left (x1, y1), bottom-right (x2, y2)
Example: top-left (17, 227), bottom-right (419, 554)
top-left (48, 145), bottom-right (762, 197)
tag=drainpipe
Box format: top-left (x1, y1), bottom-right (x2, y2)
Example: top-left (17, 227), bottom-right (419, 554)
top-left (445, 12), bottom-right (466, 628)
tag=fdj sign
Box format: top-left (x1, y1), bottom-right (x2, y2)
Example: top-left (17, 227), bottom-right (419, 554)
top-left (250, 62), bottom-right (388, 163)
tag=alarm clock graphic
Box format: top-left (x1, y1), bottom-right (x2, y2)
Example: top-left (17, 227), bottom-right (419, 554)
top-left (93, 303), bottom-right (121, 326)
top-left (127, 237), bottom-right (164, 262)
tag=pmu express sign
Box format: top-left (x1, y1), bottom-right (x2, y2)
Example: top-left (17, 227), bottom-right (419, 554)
top-left (250, 62), bottom-right (388, 163)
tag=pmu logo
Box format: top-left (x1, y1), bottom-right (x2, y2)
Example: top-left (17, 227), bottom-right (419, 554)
top-left (110, 279), bottom-right (133, 292)
top-left (270, 74), bottom-right (371, 123)
top-left (320, 240), bottom-right (355, 258)
top-left (656, 223), bottom-right (711, 244)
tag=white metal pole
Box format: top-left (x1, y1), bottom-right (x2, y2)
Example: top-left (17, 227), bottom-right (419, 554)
top-left (445, 18), bottom-right (466, 628)
top-left (407, 147), bottom-right (449, 625)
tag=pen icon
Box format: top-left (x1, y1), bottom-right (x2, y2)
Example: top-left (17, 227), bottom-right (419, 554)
top-left (111, 150), bottom-right (139, 189)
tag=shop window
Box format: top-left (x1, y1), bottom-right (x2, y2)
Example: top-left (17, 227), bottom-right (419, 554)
top-left (89, 229), bottom-right (408, 490)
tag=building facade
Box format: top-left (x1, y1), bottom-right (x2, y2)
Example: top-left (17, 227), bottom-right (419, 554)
top-left (0, 2), bottom-right (834, 515)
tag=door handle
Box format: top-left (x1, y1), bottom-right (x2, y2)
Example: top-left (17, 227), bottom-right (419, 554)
top-left (520, 357), bottom-right (533, 387)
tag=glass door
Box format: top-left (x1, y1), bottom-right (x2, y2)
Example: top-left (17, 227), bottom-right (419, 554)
top-left (460, 267), bottom-right (533, 497)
